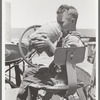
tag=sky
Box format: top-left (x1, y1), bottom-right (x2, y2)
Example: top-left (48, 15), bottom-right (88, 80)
top-left (10, 0), bottom-right (97, 29)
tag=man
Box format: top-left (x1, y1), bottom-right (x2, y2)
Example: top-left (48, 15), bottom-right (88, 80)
top-left (17, 4), bottom-right (84, 100)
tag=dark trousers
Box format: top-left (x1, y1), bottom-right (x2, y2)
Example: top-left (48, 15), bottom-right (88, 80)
top-left (16, 62), bottom-right (68, 100)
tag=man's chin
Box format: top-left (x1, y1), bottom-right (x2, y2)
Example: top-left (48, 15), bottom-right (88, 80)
top-left (61, 30), bottom-right (69, 37)
top-left (62, 33), bottom-right (68, 37)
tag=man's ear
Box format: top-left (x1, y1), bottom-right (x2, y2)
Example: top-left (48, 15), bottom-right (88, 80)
top-left (71, 18), bottom-right (76, 24)
top-left (70, 18), bottom-right (76, 31)
top-left (57, 14), bottom-right (62, 23)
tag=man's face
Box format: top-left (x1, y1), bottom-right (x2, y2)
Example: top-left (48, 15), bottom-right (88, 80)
top-left (57, 10), bottom-right (74, 36)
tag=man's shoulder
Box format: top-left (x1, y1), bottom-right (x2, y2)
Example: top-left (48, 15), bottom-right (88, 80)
top-left (68, 31), bottom-right (82, 42)
top-left (71, 31), bottom-right (81, 37)
top-left (63, 31), bottom-right (84, 47)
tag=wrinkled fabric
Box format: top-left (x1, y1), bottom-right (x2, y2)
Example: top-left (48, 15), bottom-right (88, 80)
top-left (29, 21), bottom-right (62, 43)
top-left (17, 21), bottom-right (84, 100)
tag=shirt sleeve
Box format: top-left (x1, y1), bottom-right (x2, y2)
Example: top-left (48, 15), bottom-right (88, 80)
top-left (29, 21), bottom-right (61, 43)
top-left (63, 35), bottom-right (84, 48)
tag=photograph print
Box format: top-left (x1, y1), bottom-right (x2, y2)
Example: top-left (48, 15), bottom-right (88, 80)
top-left (4, 0), bottom-right (98, 100)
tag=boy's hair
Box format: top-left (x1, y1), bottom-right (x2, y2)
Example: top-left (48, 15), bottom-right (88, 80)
top-left (57, 4), bottom-right (78, 20)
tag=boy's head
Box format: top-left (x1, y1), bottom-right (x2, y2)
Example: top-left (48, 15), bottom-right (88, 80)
top-left (56, 4), bottom-right (78, 36)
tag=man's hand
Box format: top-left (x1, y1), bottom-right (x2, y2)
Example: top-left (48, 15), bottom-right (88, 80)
top-left (29, 34), bottom-right (52, 53)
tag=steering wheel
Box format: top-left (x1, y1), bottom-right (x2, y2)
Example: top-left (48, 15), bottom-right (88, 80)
top-left (18, 25), bottom-right (41, 68)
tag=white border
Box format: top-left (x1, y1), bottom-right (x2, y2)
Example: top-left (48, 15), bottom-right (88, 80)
top-left (3, 0), bottom-right (98, 100)
top-left (96, 0), bottom-right (98, 99)
top-left (2, 0), bottom-right (5, 100)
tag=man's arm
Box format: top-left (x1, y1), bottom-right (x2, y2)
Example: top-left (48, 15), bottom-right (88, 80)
top-left (45, 41), bottom-right (56, 56)
top-left (29, 34), bottom-right (57, 57)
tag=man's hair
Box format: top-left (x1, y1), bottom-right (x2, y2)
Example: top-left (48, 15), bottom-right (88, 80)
top-left (57, 4), bottom-right (78, 20)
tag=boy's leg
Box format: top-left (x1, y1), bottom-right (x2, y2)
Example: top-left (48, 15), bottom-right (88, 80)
top-left (17, 67), bottom-right (39, 100)
top-left (16, 86), bottom-right (28, 100)
top-left (17, 66), bottom-right (52, 100)
top-left (23, 67), bottom-right (39, 78)
top-left (17, 86), bottom-right (38, 100)
top-left (26, 87), bottom-right (38, 100)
